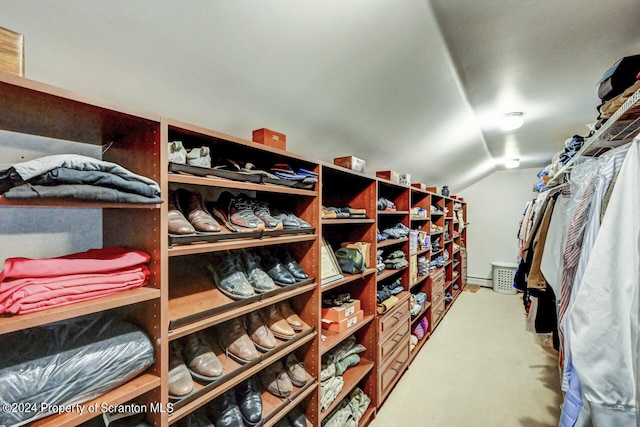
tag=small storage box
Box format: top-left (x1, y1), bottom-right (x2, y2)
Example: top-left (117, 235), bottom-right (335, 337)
top-left (491, 262), bottom-right (518, 295)
top-left (321, 299), bottom-right (361, 322)
top-left (321, 309), bottom-right (364, 333)
top-left (252, 128), bottom-right (286, 150)
top-left (334, 156), bottom-right (366, 173)
top-left (399, 173), bottom-right (411, 185)
top-left (376, 170), bottom-right (400, 183)
top-left (411, 183), bottom-right (427, 190)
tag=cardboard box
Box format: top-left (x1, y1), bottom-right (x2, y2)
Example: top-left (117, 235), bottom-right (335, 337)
top-left (376, 170), bottom-right (400, 183)
top-left (0, 26), bottom-right (24, 77)
top-left (321, 299), bottom-right (361, 322)
top-left (399, 173), bottom-right (411, 185)
top-left (334, 156), bottom-right (366, 173)
top-left (252, 128), bottom-right (286, 150)
top-left (341, 241), bottom-right (371, 268)
top-left (321, 309), bottom-right (364, 333)
top-left (411, 183), bottom-right (427, 191)
top-left (426, 186), bottom-right (439, 194)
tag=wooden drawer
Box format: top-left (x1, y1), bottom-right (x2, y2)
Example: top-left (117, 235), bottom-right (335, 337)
top-left (432, 282), bottom-right (444, 303)
top-left (378, 334), bottom-right (410, 402)
top-left (378, 314), bottom-right (410, 362)
top-left (378, 293), bottom-right (410, 340)
top-left (432, 298), bottom-right (445, 325)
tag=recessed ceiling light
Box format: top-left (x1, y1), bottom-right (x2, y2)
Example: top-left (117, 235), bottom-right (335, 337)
top-left (505, 158), bottom-right (520, 169)
top-left (500, 112), bottom-right (524, 131)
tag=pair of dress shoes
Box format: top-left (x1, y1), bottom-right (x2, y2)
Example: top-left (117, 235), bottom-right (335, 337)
top-left (169, 189), bottom-right (221, 235)
top-left (169, 141), bottom-right (211, 168)
top-left (169, 332), bottom-right (223, 399)
top-left (215, 191), bottom-right (283, 231)
top-left (259, 248), bottom-right (309, 286)
top-left (273, 406), bottom-right (307, 427)
top-left (218, 302), bottom-right (303, 363)
top-left (258, 352), bottom-right (309, 398)
top-left (209, 378), bottom-right (262, 427)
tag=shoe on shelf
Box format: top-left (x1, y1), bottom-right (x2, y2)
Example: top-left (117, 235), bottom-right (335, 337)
top-left (176, 408), bottom-right (214, 427)
top-left (287, 406), bottom-right (307, 427)
top-left (258, 248), bottom-right (296, 286)
top-left (284, 352), bottom-right (309, 387)
top-left (261, 304), bottom-right (296, 340)
top-left (183, 331), bottom-right (223, 382)
top-left (278, 249), bottom-right (309, 281)
top-left (217, 192), bottom-right (265, 231)
top-left (168, 190), bottom-right (196, 235)
top-left (258, 360), bottom-right (293, 398)
top-left (218, 317), bottom-right (260, 364)
top-left (240, 250), bottom-right (277, 293)
top-left (276, 300), bottom-right (304, 331)
top-left (168, 340), bottom-right (195, 399)
top-left (207, 251), bottom-right (256, 300)
top-left (253, 199), bottom-right (283, 230)
top-left (168, 141), bottom-right (187, 164)
top-left (273, 417), bottom-right (293, 427)
top-left (181, 190), bottom-right (221, 233)
top-left (271, 210), bottom-right (312, 230)
top-left (235, 377), bottom-right (263, 426)
top-left (207, 390), bottom-right (244, 427)
top-left (186, 146), bottom-right (211, 168)
top-left (245, 310), bottom-right (277, 352)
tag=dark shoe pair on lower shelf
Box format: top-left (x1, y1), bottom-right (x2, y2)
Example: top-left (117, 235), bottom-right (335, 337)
top-left (273, 405), bottom-right (307, 427)
top-left (169, 189), bottom-right (222, 235)
top-left (258, 352), bottom-right (310, 398)
top-left (169, 332), bottom-right (223, 400)
top-left (218, 302), bottom-right (304, 363)
top-left (208, 249), bottom-right (310, 300)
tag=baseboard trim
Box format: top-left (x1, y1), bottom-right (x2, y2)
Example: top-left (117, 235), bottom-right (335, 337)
top-left (467, 276), bottom-right (492, 287)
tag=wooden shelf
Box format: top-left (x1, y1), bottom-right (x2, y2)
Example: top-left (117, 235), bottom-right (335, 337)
top-left (409, 332), bottom-right (430, 364)
top-left (31, 374), bottom-right (160, 427)
top-left (0, 287), bottom-right (161, 335)
top-left (410, 274), bottom-right (429, 289)
top-left (410, 216), bottom-right (429, 221)
top-left (322, 268), bottom-right (376, 292)
top-left (262, 377), bottom-right (318, 426)
top-left (322, 218), bottom-right (375, 225)
top-left (377, 237), bottom-right (408, 248)
top-left (0, 196), bottom-right (161, 209)
top-left (320, 359), bottom-right (375, 422)
top-left (410, 247), bottom-right (430, 257)
top-left (169, 173), bottom-right (317, 196)
top-left (168, 233), bottom-right (317, 257)
top-left (359, 405), bottom-right (376, 427)
top-left (375, 266), bottom-right (407, 283)
top-left (168, 280), bottom-right (316, 340)
top-left (377, 210), bottom-right (409, 215)
top-left (320, 314), bottom-right (374, 355)
top-left (169, 327), bottom-right (317, 424)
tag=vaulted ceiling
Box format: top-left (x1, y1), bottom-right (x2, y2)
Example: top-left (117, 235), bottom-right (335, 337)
top-left (2, 0), bottom-right (640, 190)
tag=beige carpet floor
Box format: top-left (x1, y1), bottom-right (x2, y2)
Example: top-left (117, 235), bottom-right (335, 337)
top-left (369, 288), bottom-right (562, 427)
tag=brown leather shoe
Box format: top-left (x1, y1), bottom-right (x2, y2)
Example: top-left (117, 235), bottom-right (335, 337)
top-left (184, 190), bottom-right (221, 232)
top-left (168, 190), bottom-right (196, 235)
top-left (262, 305), bottom-right (295, 340)
top-left (183, 331), bottom-right (223, 381)
top-left (246, 311), bottom-right (277, 352)
top-left (284, 352), bottom-right (309, 387)
top-left (219, 317), bottom-right (260, 364)
top-left (168, 340), bottom-right (194, 398)
top-left (258, 360), bottom-right (292, 397)
top-left (276, 300), bottom-right (304, 331)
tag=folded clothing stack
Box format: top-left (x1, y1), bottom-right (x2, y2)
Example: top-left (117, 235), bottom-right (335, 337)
top-left (380, 223), bottom-right (409, 239)
top-left (0, 154), bottom-right (162, 203)
top-left (0, 247), bottom-right (151, 315)
top-left (377, 197), bottom-right (396, 211)
top-left (322, 206), bottom-right (367, 219)
top-left (417, 256), bottom-right (429, 276)
top-left (0, 313), bottom-right (154, 427)
top-left (320, 335), bottom-right (366, 411)
top-left (322, 387), bottom-right (371, 427)
top-left (383, 250), bottom-right (408, 270)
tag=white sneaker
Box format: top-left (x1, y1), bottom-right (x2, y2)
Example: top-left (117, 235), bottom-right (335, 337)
top-left (186, 146), bottom-right (211, 168)
top-left (168, 141), bottom-right (187, 164)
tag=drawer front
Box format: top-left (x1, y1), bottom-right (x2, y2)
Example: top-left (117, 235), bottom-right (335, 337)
top-left (432, 299), bottom-right (445, 325)
top-left (432, 283), bottom-right (444, 302)
top-left (378, 295), bottom-right (410, 339)
top-left (378, 318), bottom-right (410, 362)
top-left (378, 336), bottom-right (410, 402)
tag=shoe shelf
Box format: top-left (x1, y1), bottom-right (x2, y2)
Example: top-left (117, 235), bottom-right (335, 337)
top-left (321, 218), bottom-right (375, 225)
top-left (377, 210), bottom-right (409, 216)
top-left (0, 196), bottom-right (162, 209)
top-left (321, 268), bottom-right (376, 292)
top-left (377, 237), bottom-right (409, 248)
top-left (375, 266), bottom-right (407, 283)
top-left (167, 233), bottom-right (317, 257)
top-left (0, 286), bottom-right (161, 335)
top-left (31, 374), bottom-right (161, 427)
top-left (169, 326), bottom-right (317, 423)
top-left (261, 378), bottom-right (318, 427)
top-left (320, 314), bottom-right (375, 356)
top-left (319, 358), bottom-right (375, 423)
top-left (168, 173), bottom-right (318, 197)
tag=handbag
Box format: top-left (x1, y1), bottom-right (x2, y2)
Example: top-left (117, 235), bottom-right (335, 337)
top-left (334, 247), bottom-right (366, 274)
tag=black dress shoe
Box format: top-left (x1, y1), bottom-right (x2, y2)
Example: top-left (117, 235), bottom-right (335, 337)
top-left (287, 406), bottom-right (307, 427)
top-left (278, 249), bottom-right (309, 281)
top-left (258, 249), bottom-right (296, 286)
top-left (177, 408), bottom-right (214, 427)
top-left (208, 390), bottom-right (244, 427)
top-left (207, 251), bottom-right (256, 300)
top-left (235, 377), bottom-right (263, 426)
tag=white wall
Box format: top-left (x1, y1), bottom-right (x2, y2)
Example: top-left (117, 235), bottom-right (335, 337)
top-left (459, 167), bottom-right (539, 286)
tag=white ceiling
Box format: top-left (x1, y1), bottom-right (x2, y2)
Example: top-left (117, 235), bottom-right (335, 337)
top-left (2, 0), bottom-right (640, 191)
